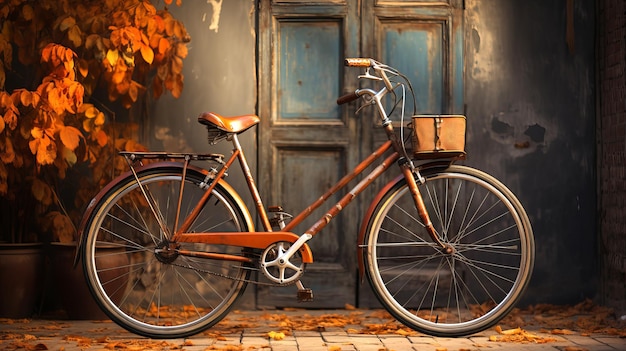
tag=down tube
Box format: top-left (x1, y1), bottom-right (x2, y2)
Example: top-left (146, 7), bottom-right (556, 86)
top-left (304, 152), bottom-right (400, 237)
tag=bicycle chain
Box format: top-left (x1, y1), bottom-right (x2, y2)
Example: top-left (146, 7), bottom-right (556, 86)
top-left (168, 260), bottom-right (297, 287)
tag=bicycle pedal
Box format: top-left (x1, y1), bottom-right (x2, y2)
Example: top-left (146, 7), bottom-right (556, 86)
top-left (297, 288), bottom-right (313, 302)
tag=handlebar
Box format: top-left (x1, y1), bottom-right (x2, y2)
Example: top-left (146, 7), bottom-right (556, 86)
top-left (338, 58), bottom-right (398, 107)
top-left (344, 58), bottom-right (373, 68)
top-left (336, 91), bottom-right (360, 105)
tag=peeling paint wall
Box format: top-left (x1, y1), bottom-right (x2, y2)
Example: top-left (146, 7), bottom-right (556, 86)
top-left (465, 0), bottom-right (596, 304)
top-left (147, 0), bottom-right (257, 161)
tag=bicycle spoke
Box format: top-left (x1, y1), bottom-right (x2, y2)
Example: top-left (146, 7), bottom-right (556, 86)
top-left (83, 169), bottom-right (251, 338)
top-left (364, 166), bottom-right (533, 336)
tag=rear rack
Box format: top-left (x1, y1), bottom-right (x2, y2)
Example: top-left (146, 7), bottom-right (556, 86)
top-left (118, 151), bottom-right (228, 236)
top-left (119, 151), bottom-right (225, 164)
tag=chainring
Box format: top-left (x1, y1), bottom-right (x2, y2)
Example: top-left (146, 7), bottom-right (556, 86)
top-left (259, 241), bottom-right (306, 284)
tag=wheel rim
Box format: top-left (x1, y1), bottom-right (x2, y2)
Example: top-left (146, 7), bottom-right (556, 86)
top-left (83, 171), bottom-right (249, 336)
top-left (366, 169), bottom-right (533, 334)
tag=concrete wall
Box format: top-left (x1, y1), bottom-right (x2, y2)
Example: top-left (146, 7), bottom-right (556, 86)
top-left (464, 0), bottom-right (596, 305)
top-left (148, 0), bottom-right (258, 206)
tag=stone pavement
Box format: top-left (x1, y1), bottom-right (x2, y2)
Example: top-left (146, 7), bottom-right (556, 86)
top-left (1, 308), bottom-right (625, 351)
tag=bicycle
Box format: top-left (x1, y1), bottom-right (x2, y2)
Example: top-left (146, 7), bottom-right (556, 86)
top-left (77, 58), bottom-right (534, 339)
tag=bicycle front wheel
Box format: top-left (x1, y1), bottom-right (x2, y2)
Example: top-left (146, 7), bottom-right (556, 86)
top-left (81, 166), bottom-right (252, 338)
top-left (363, 165), bottom-right (534, 336)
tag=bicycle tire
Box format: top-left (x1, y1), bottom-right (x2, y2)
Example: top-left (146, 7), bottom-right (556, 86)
top-left (81, 166), bottom-right (252, 338)
top-left (363, 165), bottom-right (534, 336)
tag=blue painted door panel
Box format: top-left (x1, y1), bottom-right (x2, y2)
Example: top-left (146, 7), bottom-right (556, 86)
top-left (382, 22), bottom-right (444, 115)
top-left (279, 20), bottom-right (342, 120)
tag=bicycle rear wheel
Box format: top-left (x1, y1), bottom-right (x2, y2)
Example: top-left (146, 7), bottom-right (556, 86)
top-left (363, 165), bottom-right (534, 336)
top-left (81, 166), bottom-right (252, 338)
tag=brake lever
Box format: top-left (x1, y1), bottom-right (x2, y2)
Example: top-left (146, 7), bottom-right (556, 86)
top-left (355, 95), bottom-right (375, 114)
top-left (358, 73), bottom-right (382, 81)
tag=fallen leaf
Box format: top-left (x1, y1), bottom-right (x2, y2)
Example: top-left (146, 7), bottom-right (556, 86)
top-left (551, 328), bottom-right (576, 335)
top-left (267, 331), bottom-right (285, 340)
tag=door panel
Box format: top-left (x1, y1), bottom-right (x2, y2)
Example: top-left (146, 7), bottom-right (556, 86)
top-left (278, 21), bottom-right (342, 120)
top-left (257, 0), bottom-right (359, 308)
top-left (275, 146), bottom-right (345, 256)
top-left (380, 21), bottom-right (444, 115)
top-left (257, 0), bottom-right (463, 308)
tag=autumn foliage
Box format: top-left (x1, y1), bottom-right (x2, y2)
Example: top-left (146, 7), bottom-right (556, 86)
top-left (0, 0), bottom-right (189, 242)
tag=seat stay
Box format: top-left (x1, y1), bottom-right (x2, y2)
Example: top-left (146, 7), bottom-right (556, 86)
top-left (172, 150), bottom-right (240, 239)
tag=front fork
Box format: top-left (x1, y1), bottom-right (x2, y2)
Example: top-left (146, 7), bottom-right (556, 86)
top-left (398, 157), bottom-right (455, 254)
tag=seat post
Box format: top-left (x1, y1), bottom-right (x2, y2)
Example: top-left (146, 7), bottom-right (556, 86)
top-left (231, 134), bottom-right (273, 231)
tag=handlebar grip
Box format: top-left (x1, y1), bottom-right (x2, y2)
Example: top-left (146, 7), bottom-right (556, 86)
top-left (336, 92), bottom-right (360, 105)
top-left (345, 58), bottom-right (372, 67)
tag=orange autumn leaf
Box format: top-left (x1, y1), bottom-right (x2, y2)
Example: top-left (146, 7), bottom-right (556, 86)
top-left (94, 129), bottom-right (108, 147)
top-left (61, 144), bottom-right (77, 166)
top-left (267, 331), bottom-right (285, 340)
top-left (158, 36), bottom-right (170, 54)
top-left (0, 136), bottom-right (14, 164)
top-left (30, 126), bottom-right (44, 140)
top-left (551, 328), bottom-right (575, 335)
top-left (77, 58), bottom-right (89, 78)
top-left (31, 178), bottom-right (54, 206)
top-left (67, 25), bottom-right (82, 47)
top-left (59, 125), bottom-right (83, 151)
top-left (59, 16), bottom-right (77, 32)
top-left (170, 55), bottom-right (183, 74)
top-left (94, 111), bottom-right (105, 126)
top-left (29, 133), bottom-right (57, 165)
top-left (175, 42), bottom-right (187, 58)
top-left (83, 105), bottom-right (99, 118)
top-left (106, 49), bottom-right (119, 66)
top-left (44, 211), bottom-right (75, 243)
top-left (3, 109), bottom-right (17, 130)
top-left (19, 90), bottom-right (32, 106)
top-left (171, 75), bottom-right (183, 98)
top-left (140, 44), bottom-right (154, 64)
top-left (491, 325), bottom-right (558, 344)
top-left (21, 4), bottom-right (34, 21)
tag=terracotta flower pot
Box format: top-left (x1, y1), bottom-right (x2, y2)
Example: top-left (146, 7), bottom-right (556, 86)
top-left (49, 242), bottom-right (129, 320)
top-left (0, 243), bottom-right (44, 318)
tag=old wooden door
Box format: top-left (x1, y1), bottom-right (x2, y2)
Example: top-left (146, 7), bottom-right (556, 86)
top-left (257, 0), bottom-right (463, 308)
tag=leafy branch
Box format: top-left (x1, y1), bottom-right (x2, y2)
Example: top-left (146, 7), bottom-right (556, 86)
top-left (0, 0), bottom-right (189, 242)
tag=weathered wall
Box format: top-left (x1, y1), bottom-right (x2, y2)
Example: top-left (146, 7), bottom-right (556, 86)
top-left (147, 0), bottom-right (600, 308)
top-left (597, 0), bottom-right (626, 316)
top-left (464, 0), bottom-right (597, 305)
top-left (148, 0), bottom-right (257, 197)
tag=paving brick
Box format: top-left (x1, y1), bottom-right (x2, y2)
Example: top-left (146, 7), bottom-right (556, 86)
top-left (294, 335), bottom-right (328, 351)
top-left (1, 310), bottom-right (625, 351)
top-left (593, 336), bottom-right (626, 350)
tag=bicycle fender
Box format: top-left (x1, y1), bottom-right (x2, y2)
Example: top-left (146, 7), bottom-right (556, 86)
top-left (356, 161), bottom-right (453, 282)
top-left (357, 174), bottom-right (404, 282)
top-left (74, 161), bottom-right (254, 266)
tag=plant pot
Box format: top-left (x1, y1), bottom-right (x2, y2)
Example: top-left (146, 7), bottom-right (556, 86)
top-left (49, 242), bottom-right (129, 320)
top-left (0, 243), bottom-right (44, 318)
